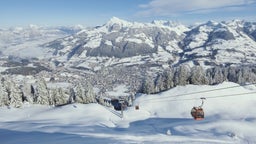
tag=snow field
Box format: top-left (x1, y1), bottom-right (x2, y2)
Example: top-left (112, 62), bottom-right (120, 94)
top-left (0, 82), bottom-right (256, 143)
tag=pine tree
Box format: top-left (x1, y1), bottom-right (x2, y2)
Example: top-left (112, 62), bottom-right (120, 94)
top-left (227, 66), bottom-right (238, 83)
top-left (155, 74), bottom-right (165, 92)
top-left (142, 76), bottom-right (155, 94)
top-left (174, 65), bottom-right (191, 86)
top-left (190, 66), bottom-right (209, 85)
top-left (75, 83), bottom-right (86, 103)
top-left (84, 82), bottom-right (96, 104)
top-left (75, 82), bottom-right (95, 104)
top-left (34, 78), bottom-right (51, 105)
top-left (237, 68), bottom-right (245, 84)
top-left (68, 87), bottom-right (76, 104)
top-left (51, 87), bottom-right (67, 106)
top-left (1, 77), bottom-right (23, 108)
top-left (164, 70), bottom-right (174, 89)
top-left (0, 78), bottom-right (9, 107)
top-left (207, 67), bottom-right (226, 84)
top-left (8, 80), bottom-right (23, 108)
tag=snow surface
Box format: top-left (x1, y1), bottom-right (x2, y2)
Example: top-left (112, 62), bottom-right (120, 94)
top-left (0, 82), bottom-right (256, 143)
top-left (105, 85), bottom-right (130, 97)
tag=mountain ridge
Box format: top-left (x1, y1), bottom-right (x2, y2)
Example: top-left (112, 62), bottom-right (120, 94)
top-left (42, 18), bottom-right (256, 70)
top-left (1, 18), bottom-right (256, 70)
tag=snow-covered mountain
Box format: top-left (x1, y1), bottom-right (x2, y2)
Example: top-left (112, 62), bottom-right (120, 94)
top-left (1, 18), bottom-right (256, 70)
top-left (44, 18), bottom-right (256, 71)
top-left (179, 20), bottom-right (256, 66)
top-left (44, 17), bottom-right (188, 69)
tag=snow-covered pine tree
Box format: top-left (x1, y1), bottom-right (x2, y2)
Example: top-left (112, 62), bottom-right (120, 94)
top-left (164, 70), bottom-right (174, 89)
top-left (8, 80), bottom-right (23, 108)
top-left (211, 67), bottom-right (226, 84)
top-left (155, 74), bottom-right (165, 92)
top-left (190, 66), bottom-right (209, 85)
top-left (68, 87), bottom-right (76, 104)
top-left (0, 77), bottom-right (9, 107)
top-left (227, 66), bottom-right (238, 83)
top-left (75, 83), bottom-right (86, 103)
top-left (34, 78), bottom-right (51, 105)
top-left (1, 77), bottom-right (23, 108)
top-left (142, 76), bottom-right (155, 94)
top-left (237, 68), bottom-right (245, 84)
top-left (51, 87), bottom-right (67, 106)
top-left (83, 82), bottom-right (96, 104)
top-left (174, 65), bottom-right (191, 86)
top-left (75, 82), bottom-right (95, 104)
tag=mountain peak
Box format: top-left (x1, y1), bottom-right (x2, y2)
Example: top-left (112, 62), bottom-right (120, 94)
top-left (205, 20), bottom-right (219, 27)
top-left (106, 17), bottom-right (131, 26)
top-left (225, 19), bottom-right (244, 28)
top-left (151, 20), bottom-right (177, 27)
top-left (103, 17), bottom-right (133, 31)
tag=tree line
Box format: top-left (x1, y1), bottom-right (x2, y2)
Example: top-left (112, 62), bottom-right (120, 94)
top-left (0, 77), bottom-right (96, 108)
top-left (1, 65), bottom-right (256, 107)
top-left (141, 65), bottom-right (256, 94)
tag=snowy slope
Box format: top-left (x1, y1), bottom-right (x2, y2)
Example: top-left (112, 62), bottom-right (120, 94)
top-left (0, 82), bottom-right (256, 143)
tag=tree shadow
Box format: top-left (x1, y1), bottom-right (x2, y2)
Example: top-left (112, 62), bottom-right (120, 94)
top-left (0, 129), bottom-right (117, 144)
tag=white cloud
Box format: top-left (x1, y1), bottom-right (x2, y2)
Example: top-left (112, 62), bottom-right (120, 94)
top-left (137, 0), bottom-right (256, 16)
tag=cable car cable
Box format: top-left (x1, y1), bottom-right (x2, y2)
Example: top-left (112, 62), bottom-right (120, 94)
top-left (140, 91), bottom-right (256, 103)
top-left (141, 82), bottom-right (256, 103)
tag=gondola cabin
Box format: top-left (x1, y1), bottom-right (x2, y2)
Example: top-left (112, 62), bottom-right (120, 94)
top-left (191, 107), bottom-right (204, 120)
top-left (111, 99), bottom-right (128, 111)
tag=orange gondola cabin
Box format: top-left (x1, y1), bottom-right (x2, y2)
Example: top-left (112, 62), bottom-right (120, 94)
top-left (191, 97), bottom-right (206, 120)
top-left (191, 107), bottom-right (204, 120)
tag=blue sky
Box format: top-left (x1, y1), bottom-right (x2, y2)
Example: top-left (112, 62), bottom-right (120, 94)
top-left (0, 0), bottom-right (255, 27)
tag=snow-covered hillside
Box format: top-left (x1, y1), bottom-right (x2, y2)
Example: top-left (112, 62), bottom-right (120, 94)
top-left (180, 20), bottom-right (256, 66)
top-left (0, 82), bottom-right (256, 143)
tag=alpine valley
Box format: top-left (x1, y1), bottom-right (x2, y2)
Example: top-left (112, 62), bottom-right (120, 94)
top-left (1, 18), bottom-right (256, 95)
top-left (1, 18), bottom-right (256, 143)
